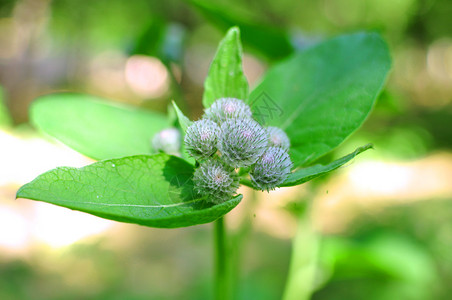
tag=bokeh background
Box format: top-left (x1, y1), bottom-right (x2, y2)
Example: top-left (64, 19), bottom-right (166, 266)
top-left (1, 0), bottom-right (452, 299)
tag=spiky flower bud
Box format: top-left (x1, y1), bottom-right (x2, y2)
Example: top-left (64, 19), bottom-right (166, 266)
top-left (185, 119), bottom-right (220, 160)
top-left (193, 159), bottom-right (240, 204)
top-left (218, 118), bottom-right (268, 168)
top-left (250, 147), bottom-right (292, 191)
top-left (266, 126), bottom-right (290, 150)
top-left (152, 128), bottom-right (181, 156)
top-left (204, 98), bottom-right (252, 124)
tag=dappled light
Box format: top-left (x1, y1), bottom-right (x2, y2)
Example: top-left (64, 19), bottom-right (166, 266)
top-left (313, 153), bottom-right (452, 234)
top-left (0, 129), bottom-right (92, 186)
top-left (31, 203), bottom-right (114, 248)
top-left (125, 55), bottom-right (170, 99)
top-left (1, 0), bottom-right (452, 299)
top-left (0, 128), bottom-right (111, 252)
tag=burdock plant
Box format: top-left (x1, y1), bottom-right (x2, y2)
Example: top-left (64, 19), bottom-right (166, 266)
top-left (16, 27), bottom-right (391, 300)
top-left (266, 126), bottom-right (290, 150)
top-left (187, 98), bottom-right (292, 200)
top-left (184, 119), bottom-right (220, 160)
top-left (218, 117), bottom-right (268, 168)
top-left (204, 97), bottom-right (253, 123)
top-left (250, 146), bottom-right (293, 191)
top-left (193, 159), bottom-right (239, 204)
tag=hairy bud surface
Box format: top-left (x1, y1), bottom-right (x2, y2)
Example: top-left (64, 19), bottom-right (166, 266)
top-left (218, 118), bottom-right (268, 168)
top-left (250, 147), bottom-right (292, 191)
top-left (204, 98), bottom-right (252, 124)
top-left (193, 160), bottom-right (240, 204)
top-left (152, 128), bottom-right (181, 155)
top-left (266, 126), bottom-right (290, 150)
top-left (185, 119), bottom-right (220, 160)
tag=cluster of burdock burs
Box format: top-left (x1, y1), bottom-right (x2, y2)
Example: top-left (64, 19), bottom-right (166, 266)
top-left (185, 98), bottom-right (292, 204)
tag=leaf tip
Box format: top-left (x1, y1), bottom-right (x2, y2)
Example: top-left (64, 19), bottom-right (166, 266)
top-left (15, 185), bottom-right (26, 200)
top-left (226, 26), bottom-right (240, 36)
top-left (361, 143), bottom-right (374, 152)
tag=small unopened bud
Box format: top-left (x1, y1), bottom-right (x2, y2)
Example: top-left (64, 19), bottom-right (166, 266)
top-left (152, 128), bottom-right (181, 156)
top-left (193, 159), bottom-right (240, 204)
top-left (185, 119), bottom-right (220, 160)
top-left (266, 126), bottom-right (290, 150)
top-left (204, 98), bottom-right (252, 124)
top-left (250, 147), bottom-right (292, 191)
top-left (218, 118), bottom-right (268, 168)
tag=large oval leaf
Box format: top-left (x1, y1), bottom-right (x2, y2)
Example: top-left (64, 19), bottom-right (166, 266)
top-left (16, 154), bottom-right (242, 228)
top-left (249, 32), bottom-right (391, 167)
top-left (30, 93), bottom-right (170, 160)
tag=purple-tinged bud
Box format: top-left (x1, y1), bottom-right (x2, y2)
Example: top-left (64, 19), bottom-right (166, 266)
top-left (218, 118), bottom-right (268, 168)
top-left (193, 159), bottom-right (240, 204)
top-left (266, 126), bottom-right (290, 150)
top-left (250, 147), bottom-right (292, 191)
top-left (185, 119), bottom-right (220, 160)
top-left (204, 98), bottom-right (252, 124)
top-left (152, 128), bottom-right (181, 156)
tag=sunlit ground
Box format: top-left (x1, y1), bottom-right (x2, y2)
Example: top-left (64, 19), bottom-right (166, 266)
top-left (0, 128), bottom-right (114, 253)
top-left (314, 152), bottom-right (452, 233)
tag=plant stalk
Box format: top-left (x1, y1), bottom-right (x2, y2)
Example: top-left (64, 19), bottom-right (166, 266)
top-left (214, 217), bottom-right (229, 300)
top-left (282, 208), bottom-right (319, 300)
top-left (230, 188), bottom-right (258, 295)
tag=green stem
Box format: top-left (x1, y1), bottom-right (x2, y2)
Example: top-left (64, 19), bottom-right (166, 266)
top-left (230, 188), bottom-right (258, 295)
top-left (239, 178), bottom-right (254, 188)
top-left (282, 208), bottom-right (319, 300)
top-left (214, 217), bottom-right (229, 300)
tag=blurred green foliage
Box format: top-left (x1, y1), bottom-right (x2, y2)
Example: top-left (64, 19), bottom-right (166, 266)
top-left (0, 87), bottom-right (12, 127)
top-left (314, 200), bottom-right (452, 300)
top-left (1, 0), bottom-right (452, 299)
top-left (1, 200), bottom-right (452, 300)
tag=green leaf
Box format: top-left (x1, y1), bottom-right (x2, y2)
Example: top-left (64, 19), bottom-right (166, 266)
top-left (0, 86), bottom-right (12, 127)
top-left (31, 93), bottom-right (170, 160)
top-left (202, 27), bottom-right (249, 108)
top-left (172, 100), bottom-right (192, 132)
top-left (131, 17), bottom-right (186, 65)
top-left (282, 209), bottom-right (319, 300)
top-left (249, 32), bottom-right (391, 167)
top-left (131, 17), bottom-right (167, 58)
top-left (16, 154), bottom-right (242, 228)
top-left (188, 0), bottom-right (293, 59)
top-left (170, 101), bottom-right (195, 164)
top-left (279, 144), bottom-right (372, 187)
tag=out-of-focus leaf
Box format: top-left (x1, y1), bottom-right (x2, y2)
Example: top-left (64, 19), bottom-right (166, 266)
top-left (30, 93), bottom-right (169, 160)
top-left (249, 32), bottom-right (391, 167)
top-left (188, 0), bottom-right (293, 59)
top-left (202, 27), bottom-right (249, 108)
top-left (16, 154), bottom-right (242, 228)
top-left (279, 144), bottom-right (372, 187)
top-left (0, 86), bottom-right (12, 127)
top-left (131, 18), bottom-right (186, 65)
top-left (282, 210), bottom-right (319, 300)
top-left (131, 17), bottom-right (167, 57)
top-left (319, 232), bottom-right (437, 299)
